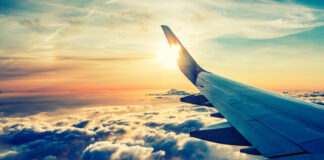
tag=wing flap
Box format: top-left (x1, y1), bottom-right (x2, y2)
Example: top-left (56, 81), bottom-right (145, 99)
top-left (180, 94), bottom-right (213, 107)
top-left (210, 112), bottom-right (224, 118)
top-left (240, 147), bottom-right (261, 155)
top-left (190, 122), bottom-right (250, 146)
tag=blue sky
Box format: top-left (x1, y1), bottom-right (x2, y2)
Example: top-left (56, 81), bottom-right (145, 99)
top-left (275, 0), bottom-right (324, 9)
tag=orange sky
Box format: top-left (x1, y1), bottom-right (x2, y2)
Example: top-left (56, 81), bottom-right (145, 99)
top-left (1, 0), bottom-right (324, 100)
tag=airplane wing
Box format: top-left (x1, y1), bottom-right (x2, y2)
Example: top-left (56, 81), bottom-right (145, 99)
top-left (161, 25), bottom-right (324, 160)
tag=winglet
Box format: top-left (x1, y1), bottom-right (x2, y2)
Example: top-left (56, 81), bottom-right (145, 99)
top-left (161, 25), bottom-right (205, 85)
top-left (161, 25), bottom-right (181, 47)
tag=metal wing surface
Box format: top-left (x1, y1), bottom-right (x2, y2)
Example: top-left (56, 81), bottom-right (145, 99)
top-left (161, 25), bottom-right (324, 160)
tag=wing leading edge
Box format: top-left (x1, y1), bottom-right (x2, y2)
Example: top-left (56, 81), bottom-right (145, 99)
top-left (161, 25), bottom-right (324, 160)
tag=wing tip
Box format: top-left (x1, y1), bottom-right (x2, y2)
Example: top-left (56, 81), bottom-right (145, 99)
top-left (160, 25), bottom-right (205, 85)
top-left (161, 25), bottom-right (169, 29)
top-left (160, 25), bottom-right (172, 38)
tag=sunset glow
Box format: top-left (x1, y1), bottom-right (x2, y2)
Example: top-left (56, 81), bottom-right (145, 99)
top-left (155, 43), bottom-right (180, 69)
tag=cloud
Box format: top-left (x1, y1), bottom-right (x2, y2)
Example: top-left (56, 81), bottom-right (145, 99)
top-left (0, 151), bottom-right (18, 160)
top-left (284, 91), bottom-right (324, 106)
top-left (0, 65), bottom-right (56, 80)
top-left (0, 55), bottom-right (151, 63)
top-left (315, 102), bottom-right (324, 106)
top-left (193, 107), bottom-right (211, 112)
top-left (1, 90), bottom-right (320, 160)
top-left (2, 0), bottom-right (322, 54)
top-left (147, 119), bottom-right (203, 134)
top-left (0, 102), bottom-right (261, 160)
top-left (73, 120), bottom-right (90, 128)
top-left (146, 89), bottom-right (191, 96)
top-left (0, 89), bottom-right (320, 160)
top-left (54, 56), bottom-right (151, 62)
top-left (0, 127), bottom-right (95, 160)
top-left (31, 26), bottom-right (65, 50)
top-left (0, 57), bottom-right (76, 80)
top-left (105, 0), bottom-right (118, 4)
top-left (0, 95), bottom-right (83, 117)
top-left (19, 19), bottom-right (48, 33)
top-left (81, 142), bottom-right (164, 160)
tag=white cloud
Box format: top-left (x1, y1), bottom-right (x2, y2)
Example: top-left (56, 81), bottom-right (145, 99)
top-left (105, 0), bottom-right (118, 5)
top-left (0, 151), bottom-right (19, 160)
top-left (31, 26), bottom-right (65, 50)
top-left (0, 102), bottom-right (263, 160)
top-left (2, 90), bottom-right (320, 160)
top-left (81, 141), bottom-right (162, 160)
top-left (105, 0), bottom-right (324, 41)
top-left (2, 0), bottom-right (323, 54)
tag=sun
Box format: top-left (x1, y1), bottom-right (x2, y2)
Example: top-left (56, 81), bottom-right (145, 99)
top-left (155, 43), bottom-right (181, 69)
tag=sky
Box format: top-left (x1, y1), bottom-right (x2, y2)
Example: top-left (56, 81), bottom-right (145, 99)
top-left (0, 0), bottom-right (324, 159)
top-left (0, 0), bottom-right (324, 97)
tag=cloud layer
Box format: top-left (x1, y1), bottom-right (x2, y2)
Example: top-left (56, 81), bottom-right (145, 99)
top-left (1, 90), bottom-right (323, 160)
top-left (0, 97), bottom-right (263, 160)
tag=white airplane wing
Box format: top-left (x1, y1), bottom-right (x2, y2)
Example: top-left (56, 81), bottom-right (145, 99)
top-left (161, 25), bottom-right (324, 160)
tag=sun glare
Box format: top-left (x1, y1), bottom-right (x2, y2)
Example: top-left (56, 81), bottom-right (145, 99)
top-left (155, 43), bottom-right (181, 69)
